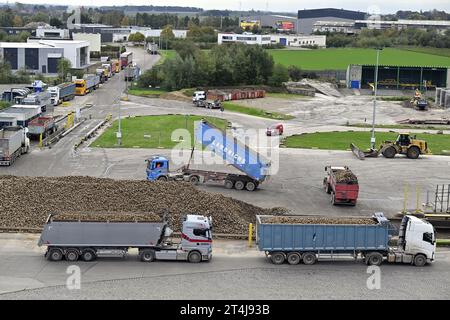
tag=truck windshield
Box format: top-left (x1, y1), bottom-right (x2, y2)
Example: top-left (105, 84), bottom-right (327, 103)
top-left (193, 229), bottom-right (208, 237)
top-left (75, 84), bottom-right (84, 88)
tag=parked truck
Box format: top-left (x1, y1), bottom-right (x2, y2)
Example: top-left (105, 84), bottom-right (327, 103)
top-left (120, 52), bottom-right (133, 69)
top-left (49, 83), bottom-right (76, 106)
top-left (102, 63), bottom-right (112, 78)
top-left (146, 120), bottom-right (271, 191)
top-left (0, 126), bottom-right (30, 166)
top-left (256, 212), bottom-right (436, 267)
top-left (27, 116), bottom-right (57, 139)
top-left (323, 166), bottom-right (359, 205)
top-left (74, 75), bottom-right (100, 96)
top-left (38, 213), bottom-right (213, 263)
top-left (124, 65), bottom-right (140, 81)
top-left (96, 69), bottom-right (108, 84)
top-left (22, 91), bottom-right (51, 113)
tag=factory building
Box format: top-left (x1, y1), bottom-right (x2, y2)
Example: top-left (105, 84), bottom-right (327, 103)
top-left (239, 15), bottom-right (299, 33)
top-left (35, 27), bottom-right (70, 39)
top-left (217, 33), bottom-right (326, 47)
top-left (26, 40), bottom-right (90, 69)
top-left (347, 64), bottom-right (450, 90)
top-left (298, 8), bottom-right (367, 34)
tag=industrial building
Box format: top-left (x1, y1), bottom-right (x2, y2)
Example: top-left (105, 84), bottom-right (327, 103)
top-left (346, 64), bottom-right (450, 90)
top-left (217, 33), bottom-right (326, 47)
top-left (0, 42), bottom-right (64, 74)
top-left (239, 15), bottom-right (299, 33)
top-left (313, 21), bottom-right (357, 34)
top-left (26, 40), bottom-right (90, 69)
top-left (0, 27), bottom-right (36, 36)
top-left (297, 8), bottom-right (367, 34)
top-left (35, 27), bottom-right (70, 39)
top-left (72, 33), bottom-right (101, 53)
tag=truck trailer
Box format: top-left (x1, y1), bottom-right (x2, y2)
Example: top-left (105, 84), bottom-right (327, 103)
top-left (0, 126), bottom-right (30, 166)
top-left (256, 213), bottom-right (436, 267)
top-left (22, 91), bottom-right (51, 112)
top-left (74, 75), bottom-right (100, 95)
top-left (49, 83), bottom-right (76, 106)
top-left (120, 52), bottom-right (133, 69)
top-left (27, 116), bottom-right (57, 139)
top-left (323, 166), bottom-right (359, 205)
top-left (38, 213), bottom-right (213, 263)
top-left (146, 120), bottom-right (271, 191)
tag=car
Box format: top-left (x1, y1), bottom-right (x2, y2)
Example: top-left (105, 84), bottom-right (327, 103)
top-left (266, 123), bottom-right (284, 136)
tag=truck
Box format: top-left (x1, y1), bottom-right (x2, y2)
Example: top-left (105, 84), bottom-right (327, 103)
top-left (124, 65), bottom-right (140, 82)
top-left (112, 59), bottom-right (120, 73)
top-left (74, 75), bottom-right (100, 96)
top-left (27, 116), bottom-right (57, 139)
top-left (96, 69), bottom-right (108, 84)
top-left (0, 126), bottom-right (30, 166)
top-left (38, 213), bottom-right (213, 263)
top-left (120, 52), bottom-right (133, 69)
top-left (323, 166), bottom-right (359, 205)
top-left (48, 83), bottom-right (76, 106)
top-left (256, 212), bottom-right (436, 267)
top-left (192, 91), bottom-right (206, 103)
top-left (146, 120), bottom-right (271, 191)
top-left (194, 99), bottom-right (222, 109)
top-left (102, 63), bottom-right (112, 78)
top-left (22, 91), bottom-right (52, 112)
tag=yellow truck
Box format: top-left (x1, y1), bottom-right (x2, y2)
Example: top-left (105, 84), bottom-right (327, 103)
top-left (74, 75), bottom-right (100, 96)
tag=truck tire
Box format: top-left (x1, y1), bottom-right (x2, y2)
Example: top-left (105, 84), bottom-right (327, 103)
top-left (302, 252), bottom-right (317, 265)
top-left (235, 181), bottom-right (245, 190)
top-left (366, 252), bottom-right (383, 266)
top-left (270, 252), bottom-right (285, 265)
top-left (245, 181), bottom-right (256, 191)
top-left (287, 252), bottom-right (301, 265)
top-left (65, 249), bottom-right (80, 262)
top-left (382, 146), bottom-right (396, 158)
top-left (224, 180), bottom-right (234, 189)
top-left (189, 175), bottom-right (200, 185)
top-left (47, 248), bottom-right (63, 261)
top-left (140, 249), bottom-right (155, 262)
top-left (81, 249), bottom-right (97, 262)
top-left (407, 146), bottom-right (420, 159)
top-left (188, 251), bottom-right (202, 263)
top-left (157, 176), bottom-right (168, 181)
top-left (413, 254), bottom-right (427, 267)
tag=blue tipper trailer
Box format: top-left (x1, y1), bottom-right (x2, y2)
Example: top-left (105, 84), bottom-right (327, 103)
top-left (256, 213), bottom-right (399, 265)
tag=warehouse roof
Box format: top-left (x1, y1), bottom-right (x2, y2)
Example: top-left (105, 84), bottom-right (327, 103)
top-left (298, 8), bottom-right (366, 20)
top-left (0, 42), bottom-right (53, 48)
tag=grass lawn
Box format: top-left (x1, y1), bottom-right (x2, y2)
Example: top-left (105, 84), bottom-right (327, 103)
top-left (128, 88), bottom-right (169, 97)
top-left (283, 131), bottom-right (450, 155)
top-left (93, 115), bottom-right (227, 149)
top-left (223, 102), bottom-right (294, 120)
top-left (269, 48), bottom-right (450, 70)
top-left (348, 123), bottom-right (450, 131)
top-left (0, 101), bottom-right (11, 111)
top-left (397, 46), bottom-right (450, 58)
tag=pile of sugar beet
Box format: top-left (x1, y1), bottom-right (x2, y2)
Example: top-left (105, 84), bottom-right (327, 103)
top-left (0, 176), bottom-right (287, 234)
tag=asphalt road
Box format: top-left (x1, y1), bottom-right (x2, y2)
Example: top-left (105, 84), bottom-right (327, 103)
top-left (0, 234), bottom-right (449, 300)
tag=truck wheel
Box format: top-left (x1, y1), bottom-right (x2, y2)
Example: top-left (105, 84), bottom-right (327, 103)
top-left (47, 248), bottom-right (63, 261)
top-left (81, 249), bottom-right (97, 262)
top-left (302, 252), bottom-right (317, 265)
top-left (235, 181), bottom-right (245, 190)
top-left (140, 249), bottom-right (155, 262)
top-left (188, 251), bottom-right (202, 263)
top-left (245, 181), bottom-right (256, 191)
top-left (65, 249), bottom-right (79, 262)
top-left (189, 175), bottom-right (200, 185)
top-left (224, 180), bottom-right (234, 189)
top-left (270, 252), bottom-right (285, 265)
top-left (413, 254), bottom-right (427, 267)
top-left (366, 252), bottom-right (383, 266)
top-left (157, 176), bottom-right (168, 181)
top-left (287, 252), bottom-right (301, 265)
top-left (382, 146), bottom-right (396, 158)
top-left (407, 146), bottom-right (420, 159)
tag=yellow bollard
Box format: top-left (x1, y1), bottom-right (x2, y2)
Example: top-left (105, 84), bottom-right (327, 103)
top-left (39, 133), bottom-right (43, 148)
top-left (248, 223), bottom-right (253, 247)
top-left (415, 185), bottom-right (422, 214)
top-left (403, 183), bottom-right (409, 214)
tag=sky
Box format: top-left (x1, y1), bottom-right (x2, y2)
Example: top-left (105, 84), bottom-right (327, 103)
top-left (3, 0), bottom-right (450, 14)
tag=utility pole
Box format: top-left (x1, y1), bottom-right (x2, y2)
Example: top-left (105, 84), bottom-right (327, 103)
top-left (370, 48), bottom-right (382, 149)
top-left (117, 69), bottom-right (122, 146)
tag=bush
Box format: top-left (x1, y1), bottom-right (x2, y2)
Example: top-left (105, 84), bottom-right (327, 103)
top-left (268, 64), bottom-right (289, 87)
top-left (288, 65), bottom-right (302, 81)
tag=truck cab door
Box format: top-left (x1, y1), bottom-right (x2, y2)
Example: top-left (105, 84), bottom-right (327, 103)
top-left (147, 160), bottom-right (169, 180)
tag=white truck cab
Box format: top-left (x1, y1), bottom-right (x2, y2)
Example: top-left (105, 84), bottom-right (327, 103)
top-left (390, 215), bottom-right (436, 266)
top-left (193, 91), bottom-right (206, 102)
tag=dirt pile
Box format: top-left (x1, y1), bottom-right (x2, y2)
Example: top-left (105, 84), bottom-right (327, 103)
top-left (0, 176), bottom-right (287, 234)
top-left (260, 216), bottom-right (376, 225)
top-left (334, 170), bottom-right (358, 184)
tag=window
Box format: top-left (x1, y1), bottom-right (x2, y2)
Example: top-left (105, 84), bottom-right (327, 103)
top-left (4, 48), bottom-right (18, 69)
top-left (423, 232), bottom-right (434, 244)
top-left (25, 48), bottom-right (39, 70)
top-left (193, 229), bottom-right (208, 237)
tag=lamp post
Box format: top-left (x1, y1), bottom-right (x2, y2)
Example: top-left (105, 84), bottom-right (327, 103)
top-left (370, 48), bottom-right (382, 150)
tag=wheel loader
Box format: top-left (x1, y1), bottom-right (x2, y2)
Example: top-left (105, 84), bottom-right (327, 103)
top-left (351, 133), bottom-right (430, 160)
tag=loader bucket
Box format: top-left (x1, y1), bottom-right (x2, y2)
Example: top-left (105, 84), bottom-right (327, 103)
top-left (350, 143), bottom-right (379, 160)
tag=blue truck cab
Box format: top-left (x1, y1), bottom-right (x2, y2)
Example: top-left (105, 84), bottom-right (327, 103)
top-left (146, 156), bottom-right (171, 181)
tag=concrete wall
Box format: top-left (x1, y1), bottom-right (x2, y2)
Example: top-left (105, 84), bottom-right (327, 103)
top-left (298, 17), bottom-right (355, 34)
top-left (72, 33), bottom-right (101, 52)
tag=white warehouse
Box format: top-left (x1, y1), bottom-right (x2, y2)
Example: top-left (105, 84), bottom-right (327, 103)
top-left (218, 33), bottom-right (326, 47)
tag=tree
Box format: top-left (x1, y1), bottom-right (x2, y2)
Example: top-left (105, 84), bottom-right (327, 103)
top-left (12, 15), bottom-right (23, 27)
top-left (288, 65), bottom-right (302, 82)
top-left (121, 16), bottom-right (130, 26)
top-left (49, 17), bottom-right (63, 28)
top-left (57, 58), bottom-right (72, 81)
top-left (131, 32), bottom-right (145, 43)
top-left (161, 25), bottom-right (175, 39)
top-left (268, 64), bottom-right (289, 87)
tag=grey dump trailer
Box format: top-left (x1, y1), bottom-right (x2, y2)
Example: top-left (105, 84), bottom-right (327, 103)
top-left (38, 213), bottom-right (213, 263)
top-left (256, 213), bottom-right (436, 266)
top-left (0, 126), bottom-right (30, 166)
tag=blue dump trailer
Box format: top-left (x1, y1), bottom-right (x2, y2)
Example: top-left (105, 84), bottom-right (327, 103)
top-left (146, 119), bottom-right (271, 191)
top-left (256, 213), bottom-right (436, 266)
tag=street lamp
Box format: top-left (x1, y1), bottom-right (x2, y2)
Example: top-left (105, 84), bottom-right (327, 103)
top-left (370, 47), bottom-right (383, 150)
